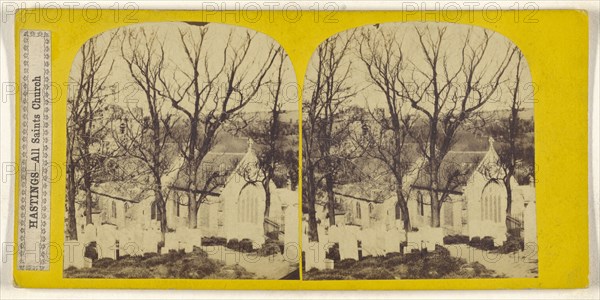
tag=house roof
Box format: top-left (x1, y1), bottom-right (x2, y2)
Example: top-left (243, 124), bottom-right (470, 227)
top-left (170, 152), bottom-right (246, 193)
top-left (170, 137), bottom-right (259, 193)
top-left (412, 149), bottom-right (489, 193)
top-left (92, 178), bottom-right (151, 204)
top-left (334, 183), bottom-right (389, 204)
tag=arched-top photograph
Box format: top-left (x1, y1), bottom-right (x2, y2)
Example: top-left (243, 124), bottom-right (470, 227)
top-left (301, 22), bottom-right (536, 279)
top-left (63, 22), bottom-right (300, 280)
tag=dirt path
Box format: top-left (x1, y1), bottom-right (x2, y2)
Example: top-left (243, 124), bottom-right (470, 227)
top-left (205, 246), bottom-right (296, 279)
top-left (446, 244), bottom-right (538, 278)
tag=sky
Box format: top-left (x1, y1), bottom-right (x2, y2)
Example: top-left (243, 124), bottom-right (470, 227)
top-left (68, 22), bottom-right (298, 115)
top-left (303, 21), bottom-right (534, 114)
top-left (69, 21), bottom-right (534, 121)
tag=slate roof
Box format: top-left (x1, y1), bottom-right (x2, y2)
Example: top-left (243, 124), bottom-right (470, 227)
top-left (171, 152), bottom-right (246, 192)
top-left (170, 135), bottom-right (252, 191)
top-left (413, 151), bottom-right (487, 193)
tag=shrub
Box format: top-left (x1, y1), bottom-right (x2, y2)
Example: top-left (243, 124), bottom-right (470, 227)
top-left (354, 267), bottom-right (395, 279)
top-left (325, 243), bottom-right (340, 262)
top-left (114, 266), bottom-right (153, 278)
top-left (480, 236), bottom-right (496, 251)
top-left (405, 246), bottom-right (462, 279)
top-left (443, 234), bottom-right (470, 245)
top-left (446, 261), bottom-right (498, 278)
top-left (468, 236), bottom-right (481, 248)
top-left (497, 234), bottom-right (524, 253)
top-left (265, 231), bottom-right (280, 241)
top-left (143, 254), bottom-right (169, 267)
top-left (92, 257), bottom-right (114, 268)
top-left (142, 252), bottom-right (159, 259)
top-left (207, 264), bottom-right (255, 279)
top-left (169, 256), bottom-right (222, 279)
top-left (84, 242), bottom-right (98, 261)
top-left (303, 269), bottom-right (353, 280)
top-left (226, 238), bottom-right (239, 251)
top-left (383, 254), bottom-right (404, 268)
top-left (239, 238), bottom-right (254, 253)
top-left (335, 258), bottom-right (357, 270)
top-left (258, 238), bottom-right (283, 256)
top-left (192, 246), bottom-right (208, 257)
top-left (468, 236), bottom-right (496, 251)
top-left (302, 245), bottom-right (500, 280)
top-left (433, 244), bottom-right (450, 256)
top-left (202, 236), bottom-right (227, 246)
top-left (64, 248), bottom-right (241, 279)
top-left (215, 237), bottom-right (227, 246)
top-left (356, 256), bottom-right (380, 268)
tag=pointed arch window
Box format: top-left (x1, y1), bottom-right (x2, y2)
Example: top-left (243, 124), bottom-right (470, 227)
top-left (417, 192), bottom-right (425, 216)
top-left (151, 201), bottom-right (162, 221)
top-left (481, 181), bottom-right (504, 223)
top-left (395, 201), bottom-right (402, 220)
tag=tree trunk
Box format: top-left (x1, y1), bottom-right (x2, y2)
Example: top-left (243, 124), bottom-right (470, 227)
top-left (263, 182), bottom-right (272, 234)
top-left (66, 161), bottom-right (78, 240)
top-left (429, 162), bottom-right (442, 228)
top-left (428, 121), bottom-right (442, 228)
top-left (325, 173), bottom-right (336, 226)
top-left (504, 174), bottom-right (514, 231)
top-left (429, 183), bottom-right (441, 228)
top-left (306, 169), bottom-right (319, 242)
top-left (83, 171), bottom-right (93, 225)
top-left (307, 208), bottom-right (319, 242)
top-left (263, 180), bottom-right (271, 218)
top-left (187, 192), bottom-right (198, 229)
top-left (154, 177), bottom-right (167, 243)
top-left (505, 104), bottom-right (518, 232)
top-left (395, 186), bottom-right (411, 232)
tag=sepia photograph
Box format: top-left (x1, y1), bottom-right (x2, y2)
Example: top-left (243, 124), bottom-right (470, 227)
top-left (302, 22), bottom-right (537, 280)
top-left (63, 22), bottom-right (300, 279)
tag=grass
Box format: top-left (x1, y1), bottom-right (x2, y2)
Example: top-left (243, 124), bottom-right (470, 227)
top-left (64, 248), bottom-right (255, 279)
top-left (303, 245), bottom-right (502, 280)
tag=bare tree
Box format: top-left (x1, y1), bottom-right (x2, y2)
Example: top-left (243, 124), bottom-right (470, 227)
top-left (487, 48), bottom-right (535, 228)
top-left (158, 24), bottom-right (281, 229)
top-left (355, 27), bottom-right (419, 232)
top-left (399, 25), bottom-right (518, 227)
top-left (302, 30), bottom-right (357, 242)
top-left (66, 31), bottom-right (120, 240)
top-left (242, 50), bottom-right (291, 220)
top-left (114, 28), bottom-right (178, 243)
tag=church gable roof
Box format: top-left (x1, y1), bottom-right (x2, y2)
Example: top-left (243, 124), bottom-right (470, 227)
top-left (170, 152), bottom-right (246, 193)
top-left (170, 138), bottom-right (261, 195)
top-left (412, 138), bottom-right (499, 193)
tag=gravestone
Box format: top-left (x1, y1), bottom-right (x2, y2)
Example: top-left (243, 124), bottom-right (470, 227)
top-left (96, 224), bottom-right (118, 259)
top-left (81, 223), bottom-right (97, 245)
top-left (406, 231), bottom-right (422, 252)
top-left (283, 200), bottom-right (299, 258)
top-left (523, 201), bottom-right (537, 246)
top-left (304, 241), bottom-right (327, 270)
top-left (164, 232), bottom-right (179, 252)
top-left (142, 229), bottom-right (162, 254)
top-left (337, 230), bottom-right (358, 260)
top-left (63, 241), bottom-right (86, 269)
top-left (384, 229), bottom-right (404, 253)
top-left (421, 226), bottom-right (444, 251)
